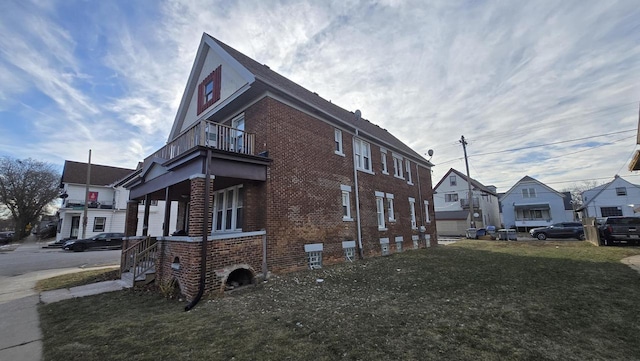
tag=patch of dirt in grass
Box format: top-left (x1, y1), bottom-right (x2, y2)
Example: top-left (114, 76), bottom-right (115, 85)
top-left (40, 243), bottom-right (640, 361)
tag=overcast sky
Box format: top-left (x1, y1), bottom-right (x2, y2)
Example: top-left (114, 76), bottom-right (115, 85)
top-left (1, 0), bottom-right (639, 194)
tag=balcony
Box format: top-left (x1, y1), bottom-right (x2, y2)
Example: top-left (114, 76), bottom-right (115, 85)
top-left (460, 197), bottom-right (479, 209)
top-left (149, 120), bottom-right (256, 162)
top-left (63, 200), bottom-right (114, 209)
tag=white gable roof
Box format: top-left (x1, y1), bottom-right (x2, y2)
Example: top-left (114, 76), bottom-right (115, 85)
top-left (168, 34), bottom-right (255, 141)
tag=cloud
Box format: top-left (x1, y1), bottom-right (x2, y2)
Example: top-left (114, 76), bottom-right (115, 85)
top-left (0, 0), bottom-right (639, 193)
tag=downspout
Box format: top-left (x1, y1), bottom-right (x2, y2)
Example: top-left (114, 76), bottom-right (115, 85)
top-left (185, 149), bottom-right (212, 311)
top-left (352, 130), bottom-right (364, 259)
top-left (416, 163), bottom-right (424, 228)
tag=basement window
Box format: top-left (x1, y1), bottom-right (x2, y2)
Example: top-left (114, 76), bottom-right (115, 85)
top-left (412, 235), bottom-right (419, 249)
top-left (343, 240), bottom-right (356, 262)
top-left (304, 243), bottom-right (323, 269)
top-left (395, 236), bottom-right (403, 253)
top-left (380, 237), bottom-right (390, 256)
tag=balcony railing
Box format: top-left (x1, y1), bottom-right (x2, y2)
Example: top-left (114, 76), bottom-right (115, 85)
top-left (460, 197), bottom-right (480, 209)
top-left (149, 120), bottom-right (256, 161)
top-left (64, 200), bottom-right (114, 209)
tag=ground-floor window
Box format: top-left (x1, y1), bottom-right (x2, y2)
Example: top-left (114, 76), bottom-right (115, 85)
top-left (601, 207), bottom-right (623, 217)
top-left (212, 185), bottom-right (243, 232)
top-left (93, 217), bottom-right (106, 232)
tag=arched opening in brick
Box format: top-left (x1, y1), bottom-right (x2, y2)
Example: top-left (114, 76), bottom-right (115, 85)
top-left (224, 267), bottom-right (254, 291)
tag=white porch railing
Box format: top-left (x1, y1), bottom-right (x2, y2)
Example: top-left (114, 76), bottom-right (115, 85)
top-left (149, 120), bottom-right (256, 161)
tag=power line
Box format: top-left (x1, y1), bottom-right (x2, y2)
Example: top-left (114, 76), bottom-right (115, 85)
top-left (436, 129), bottom-right (635, 166)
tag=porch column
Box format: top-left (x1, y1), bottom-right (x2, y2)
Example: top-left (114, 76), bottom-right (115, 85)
top-left (124, 200), bottom-right (139, 237)
top-left (142, 194), bottom-right (151, 236)
top-left (163, 187), bottom-right (171, 236)
top-left (188, 175), bottom-right (215, 237)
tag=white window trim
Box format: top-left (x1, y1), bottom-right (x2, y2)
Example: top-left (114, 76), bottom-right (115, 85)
top-left (424, 200), bottom-right (431, 223)
top-left (341, 185), bottom-right (353, 221)
top-left (212, 184), bottom-right (244, 233)
top-left (386, 193), bottom-right (395, 222)
top-left (334, 128), bottom-right (344, 156)
top-left (375, 191), bottom-right (387, 230)
top-left (409, 197), bottom-right (417, 230)
top-left (406, 160), bottom-right (413, 185)
top-left (354, 138), bottom-right (373, 174)
top-left (380, 148), bottom-right (389, 175)
top-left (392, 153), bottom-right (404, 179)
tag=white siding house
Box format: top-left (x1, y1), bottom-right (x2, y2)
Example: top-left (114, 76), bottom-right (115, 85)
top-left (500, 176), bottom-right (574, 231)
top-left (433, 168), bottom-right (501, 236)
top-left (57, 161), bottom-right (177, 242)
top-left (579, 175), bottom-right (640, 218)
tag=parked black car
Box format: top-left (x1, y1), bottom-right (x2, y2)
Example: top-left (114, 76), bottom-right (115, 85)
top-left (599, 217), bottom-right (640, 246)
top-left (529, 222), bottom-right (584, 240)
top-left (0, 231), bottom-right (15, 245)
top-left (62, 232), bottom-right (125, 252)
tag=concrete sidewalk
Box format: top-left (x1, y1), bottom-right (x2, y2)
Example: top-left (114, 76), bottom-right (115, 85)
top-left (621, 254), bottom-right (640, 275)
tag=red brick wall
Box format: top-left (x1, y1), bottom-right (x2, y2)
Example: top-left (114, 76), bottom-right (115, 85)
top-left (156, 234), bottom-right (264, 300)
top-left (240, 97), bottom-right (436, 273)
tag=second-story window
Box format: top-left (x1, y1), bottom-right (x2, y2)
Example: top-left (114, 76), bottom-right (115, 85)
top-left (445, 193), bottom-right (458, 202)
top-left (522, 188), bottom-right (536, 198)
top-left (354, 138), bottom-right (372, 172)
top-left (616, 187), bottom-right (627, 196)
top-left (450, 175), bottom-right (457, 186)
top-left (393, 154), bottom-right (403, 178)
top-left (334, 129), bottom-right (344, 156)
top-left (381, 148), bottom-right (388, 174)
top-left (406, 160), bottom-right (413, 184)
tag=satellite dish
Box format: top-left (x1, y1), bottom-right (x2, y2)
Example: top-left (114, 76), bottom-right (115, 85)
top-left (354, 109), bottom-right (361, 120)
top-left (427, 149), bottom-right (434, 157)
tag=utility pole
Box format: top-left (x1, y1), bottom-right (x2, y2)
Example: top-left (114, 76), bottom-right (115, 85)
top-left (82, 149), bottom-right (92, 239)
top-left (460, 136), bottom-right (475, 228)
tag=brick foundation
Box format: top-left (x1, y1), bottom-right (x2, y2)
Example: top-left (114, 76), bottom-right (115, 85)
top-left (156, 232), bottom-right (265, 300)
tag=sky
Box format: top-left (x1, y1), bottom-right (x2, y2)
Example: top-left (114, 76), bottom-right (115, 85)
top-left (1, 0), bottom-right (639, 194)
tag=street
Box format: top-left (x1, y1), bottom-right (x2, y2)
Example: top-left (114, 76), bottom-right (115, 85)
top-left (0, 239), bottom-right (120, 277)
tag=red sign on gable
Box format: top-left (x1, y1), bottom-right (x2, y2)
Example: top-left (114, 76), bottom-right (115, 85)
top-left (88, 192), bottom-right (99, 202)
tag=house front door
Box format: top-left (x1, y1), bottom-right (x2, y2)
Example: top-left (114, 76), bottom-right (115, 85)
top-left (70, 216), bottom-right (80, 239)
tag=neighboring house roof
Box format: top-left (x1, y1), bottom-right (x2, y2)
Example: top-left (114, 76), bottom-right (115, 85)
top-left (578, 175), bottom-right (640, 211)
top-left (176, 33), bottom-right (431, 166)
top-left (433, 168), bottom-right (498, 197)
top-left (435, 210), bottom-right (469, 220)
top-left (61, 161), bottom-right (135, 187)
top-left (499, 175), bottom-right (565, 200)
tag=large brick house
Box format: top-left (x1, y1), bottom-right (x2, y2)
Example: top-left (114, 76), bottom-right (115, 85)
top-left (122, 33), bottom-right (436, 301)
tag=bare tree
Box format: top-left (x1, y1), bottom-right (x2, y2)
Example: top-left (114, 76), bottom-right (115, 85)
top-left (563, 180), bottom-right (603, 210)
top-left (0, 158), bottom-right (60, 240)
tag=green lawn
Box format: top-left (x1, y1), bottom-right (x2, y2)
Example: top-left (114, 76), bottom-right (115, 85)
top-left (39, 241), bottom-right (640, 361)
